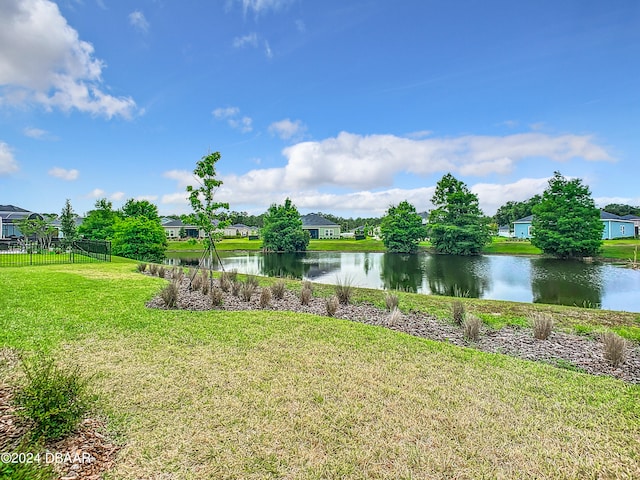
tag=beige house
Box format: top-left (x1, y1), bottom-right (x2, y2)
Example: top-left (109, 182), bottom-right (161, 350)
top-left (224, 223), bottom-right (259, 237)
top-left (162, 219), bottom-right (221, 239)
top-left (301, 214), bottom-right (341, 239)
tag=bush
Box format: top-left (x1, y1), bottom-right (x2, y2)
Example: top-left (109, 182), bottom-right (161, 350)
top-left (219, 274), bottom-right (231, 292)
top-left (13, 354), bottom-right (93, 442)
top-left (149, 263), bottom-right (159, 275)
top-left (137, 262), bottom-right (147, 273)
top-left (300, 286), bottom-right (312, 306)
top-left (245, 274), bottom-right (260, 288)
top-left (388, 307), bottom-right (402, 326)
top-left (602, 332), bottom-right (627, 367)
top-left (384, 292), bottom-right (399, 311)
top-left (452, 300), bottom-right (465, 326)
top-left (302, 280), bottom-right (314, 293)
top-left (240, 282), bottom-right (256, 302)
top-left (190, 272), bottom-right (203, 292)
top-left (259, 288), bottom-right (272, 308)
top-left (463, 315), bottom-right (482, 342)
top-left (172, 267), bottom-right (184, 282)
top-left (160, 281), bottom-right (179, 308)
top-left (210, 287), bottom-right (223, 306)
top-left (335, 277), bottom-right (353, 305)
top-left (201, 277), bottom-right (210, 296)
top-left (325, 295), bottom-right (339, 316)
top-left (231, 280), bottom-right (241, 297)
top-left (270, 280), bottom-right (287, 300)
top-left (157, 266), bottom-right (166, 278)
top-left (531, 313), bottom-right (554, 340)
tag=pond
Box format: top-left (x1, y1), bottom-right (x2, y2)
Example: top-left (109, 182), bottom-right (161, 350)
top-left (165, 251), bottom-right (640, 312)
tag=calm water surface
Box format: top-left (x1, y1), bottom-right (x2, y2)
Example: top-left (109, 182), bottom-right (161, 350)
top-left (165, 251), bottom-right (640, 312)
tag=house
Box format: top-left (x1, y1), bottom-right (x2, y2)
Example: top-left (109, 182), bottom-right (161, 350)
top-left (223, 223), bottom-right (259, 237)
top-left (301, 214), bottom-right (341, 239)
top-left (162, 219), bottom-right (206, 239)
top-left (0, 205), bottom-right (43, 239)
top-left (620, 214), bottom-right (640, 237)
top-left (49, 217), bottom-right (84, 238)
top-left (513, 212), bottom-right (636, 240)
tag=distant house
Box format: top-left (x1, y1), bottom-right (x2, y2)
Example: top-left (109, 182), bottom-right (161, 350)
top-left (301, 214), bottom-right (341, 239)
top-left (513, 212), bottom-right (635, 240)
top-left (162, 219), bottom-right (220, 239)
top-left (49, 217), bottom-right (84, 238)
top-left (223, 223), bottom-right (259, 237)
top-left (620, 214), bottom-right (640, 237)
top-left (0, 205), bottom-right (43, 239)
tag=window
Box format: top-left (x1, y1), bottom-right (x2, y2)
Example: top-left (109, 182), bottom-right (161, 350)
top-left (527, 225), bottom-right (533, 237)
top-left (621, 225), bottom-right (626, 236)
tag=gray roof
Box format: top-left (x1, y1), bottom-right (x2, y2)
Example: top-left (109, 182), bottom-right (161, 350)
top-left (0, 205), bottom-right (30, 213)
top-left (515, 212), bottom-right (635, 223)
top-left (621, 214), bottom-right (640, 220)
top-left (301, 214), bottom-right (340, 228)
top-left (513, 215), bottom-right (534, 223)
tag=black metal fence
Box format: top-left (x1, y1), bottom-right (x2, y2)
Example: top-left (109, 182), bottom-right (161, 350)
top-left (0, 239), bottom-right (111, 267)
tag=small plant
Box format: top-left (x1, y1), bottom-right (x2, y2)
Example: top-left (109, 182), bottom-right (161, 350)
top-left (452, 300), bottom-right (465, 326)
top-left (270, 279), bottom-right (287, 300)
top-left (384, 292), bottom-right (399, 311)
top-left (231, 280), bottom-right (242, 297)
top-left (325, 295), bottom-right (339, 316)
top-left (602, 332), bottom-right (627, 368)
top-left (245, 274), bottom-right (260, 288)
top-left (149, 263), bottom-right (159, 275)
top-left (160, 281), bottom-right (179, 308)
top-left (388, 307), bottom-right (402, 326)
top-left (201, 277), bottom-right (210, 296)
top-left (240, 282), bottom-right (256, 302)
top-left (157, 266), bottom-right (166, 278)
top-left (13, 354), bottom-right (93, 442)
top-left (210, 287), bottom-right (223, 306)
top-left (531, 313), bottom-right (554, 340)
top-left (302, 280), bottom-right (314, 293)
top-left (463, 315), bottom-right (482, 342)
top-left (173, 268), bottom-right (184, 282)
top-left (300, 286), bottom-right (312, 306)
top-left (219, 274), bottom-right (231, 292)
top-left (259, 287), bottom-right (272, 308)
top-left (335, 277), bottom-right (353, 305)
top-left (137, 262), bottom-right (147, 273)
top-left (190, 272), bottom-right (203, 292)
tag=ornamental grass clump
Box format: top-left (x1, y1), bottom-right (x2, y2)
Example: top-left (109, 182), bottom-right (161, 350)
top-left (160, 281), bottom-right (179, 308)
top-left (231, 280), bottom-right (242, 297)
top-left (463, 314), bottom-right (482, 342)
top-left (300, 286), bottom-right (312, 306)
top-left (219, 274), bottom-right (231, 293)
top-left (259, 288), bottom-right (272, 309)
top-left (452, 300), bottom-right (465, 326)
top-left (384, 292), bottom-right (399, 311)
top-left (532, 313), bottom-right (554, 340)
top-left (157, 266), bottom-right (166, 278)
top-left (149, 263), bottom-right (159, 276)
top-left (210, 287), bottom-right (223, 307)
top-left (388, 307), bottom-right (403, 327)
top-left (602, 332), bottom-right (627, 368)
top-left (137, 262), bottom-right (147, 273)
top-left (302, 280), bottom-right (314, 293)
top-left (190, 272), bottom-right (203, 292)
top-left (240, 282), bottom-right (256, 302)
top-left (335, 277), bottom-right (354, 305)
top-left (325, 295), bottom-right (339, 316)
top-left (270, 279), bottom-right (287, 300)
top-left (13, 354), bottom-right (94, 442)
top-left (245, 274), bottom-right (260, 289)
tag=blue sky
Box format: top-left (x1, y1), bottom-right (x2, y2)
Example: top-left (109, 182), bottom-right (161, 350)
top-left (1, 0), bottom-right (639, 218)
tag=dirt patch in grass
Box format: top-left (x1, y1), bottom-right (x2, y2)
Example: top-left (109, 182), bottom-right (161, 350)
top-left (146, 272), bottom-right (640, 383)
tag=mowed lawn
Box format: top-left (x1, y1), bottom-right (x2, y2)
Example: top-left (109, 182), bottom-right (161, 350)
top-left (1, 261), bottom-right (639, 479)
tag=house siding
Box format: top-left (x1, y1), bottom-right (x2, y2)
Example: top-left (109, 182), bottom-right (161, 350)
top-left (513, 214), bottom-right (635, 241)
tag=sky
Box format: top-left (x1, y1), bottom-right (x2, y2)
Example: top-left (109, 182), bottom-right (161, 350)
top-left (1, 0), bottom-right (639, 218)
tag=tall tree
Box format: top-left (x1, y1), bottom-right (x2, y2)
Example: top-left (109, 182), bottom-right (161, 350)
top-left (494, 195), bottom-right (541, 229)
top-left (379, 200), bottom-right (426, 253)
top-left (531, 172), bottom-right (602, 258)
top-left (261, 198), bottom-right (309, 252)
top-left (602, 203), bottom-right (640, 217)
top-left (78, 198), bottom-right (117, 240)
top-left (112, 217), bottom-right (167, 263)
top-left (121, 199), bottom-right (159, 221)
top-left (427, 173), bottom-right (490, 255)
top-left (16, 215), bottom-right (56, 250)
top-left (60, 199), bottom-right (78, 247)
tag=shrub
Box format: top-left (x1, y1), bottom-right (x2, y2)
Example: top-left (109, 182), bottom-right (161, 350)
top-left (452, 300), bottom-right (465, 326)
top-left (463, 315), bottom-right (482, 342)
top-left (602, 332), bottom-right (627, 367)
top-left (270, 280), bottom-right (287, 300)
top-left (325, 295), bottom-right (339, 316)
top-left (201, 278), bottom-right (210, 296)
top-left (160, 281), bottom-right (179, 308)
top-left (157, 266), bottom-right (166, 278)
top-left (245, 274), bottom-right (260, 288)
top-left (210, 287), bottom-right (223, 307)
top-left (335, 277), bottom-right (353, 305)
top-left (384, 292), bottom-right (399, 311)
top-left (231, 280), bottom-right (242, 297)
top-left (219, 274), bottom-right (231, 292)
top-left (302, 280), bottom-right (314, 293)
top-left (13, 354), bottom-right (93, 442)
top-left (137, 262), bottom-right (148, 273)
top-left (173, 267), bottom-right (184, 282)
top-left (259, 288), bottom-right (272, 308)
top-left (300, 286), bottom-right (312, 306)
top-left (388, 307), bottom-right (403, 326)
top-left (240, 282), bottom-right (256, 302)
top-left (531, 313), bottom-right (554, 340)
top-left (190, 272), bottom-right (203, 292)
top-left (149, 263), bottom-right (159, 275)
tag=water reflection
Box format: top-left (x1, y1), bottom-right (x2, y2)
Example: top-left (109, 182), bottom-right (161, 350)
top-left (423, 254), bottom-right (491, 298)
top-left (530, 258), bottom-right (603, 307)
top-left (380, 253), bottom-right (424, 293)
top-left (260, 253), bottom-right (310, 279)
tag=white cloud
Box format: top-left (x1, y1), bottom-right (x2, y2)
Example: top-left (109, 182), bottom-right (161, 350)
top-left (129, 10), bottom-right (149, 33)
top-left (212, 106), bottom-right (253, 132)
top-left (0, 0), bottom-right (137, 119)
top-left (264, 40), bottom-right (273, 59)
top-left (136, 195), bottom-right (159, 202)
top-left (295, 19), bottom-right (306, 33)
top-left (236, 0), bottom-right (294, 15)
top-left (268, 118), bottom-right (306, 140)
top-left (595, 197), bottom-right (640, 208)
top-left (87, 188), bottom-right (105, 198)
top-left (48, 166), bottom-right (79, 180)
top-left (0, 142), bottom-right (19, 175)
top-left (232, 33), bottom-right (258, 48)
top-left (405, 130), bottom-right (433, 139)
top-left (23, 127), bottom-right (50, 139)
top-left (163, 169), bottom-right (196, 188)
top-left (472, 177), bottom-right (551, 215)
top-left (110, 191), bottom-right (125, 201)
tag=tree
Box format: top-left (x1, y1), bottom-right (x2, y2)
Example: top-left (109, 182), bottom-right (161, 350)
top-left (531, 172), bottom-right (602, 258)
top-left (494, 195), bottom-right (541, 229)
top-left (60, 199), bottom-right (78, 247)
top-left (379, 200), bottom-right (426, 253)
top-left (261, 198), bottom-right (309, 253)
top-left (186, 152), bottom-right (230, 276)
top-left (16, 215), bottom-right (56, 250)
top-left (78, 198), bottom-right (117, 240)
top-left (121, 199), bottom-right (159, 221)
top-left (602, 203), bottom-right (640, 217)
top-left (111, 217), bottom-right (168, 262)
top-left (427, 173), bottom-right (490, 255)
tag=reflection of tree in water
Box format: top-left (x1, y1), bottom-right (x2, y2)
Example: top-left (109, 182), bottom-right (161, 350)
top-left (260, 253), bottom-right (310, 279)
top-left (422, 254), bottom-right (491, 298)
top-left (530, 258), bottom-right (603, 308)
top-left (381, 253), bottom-right (424, 293)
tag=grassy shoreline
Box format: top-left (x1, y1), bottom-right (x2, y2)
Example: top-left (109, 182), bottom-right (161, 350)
top-left (2, 261), bottom-right (639, 478)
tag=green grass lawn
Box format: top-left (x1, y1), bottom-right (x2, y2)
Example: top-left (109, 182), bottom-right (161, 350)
top-left (1, 261), bottom-right (639, 478)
